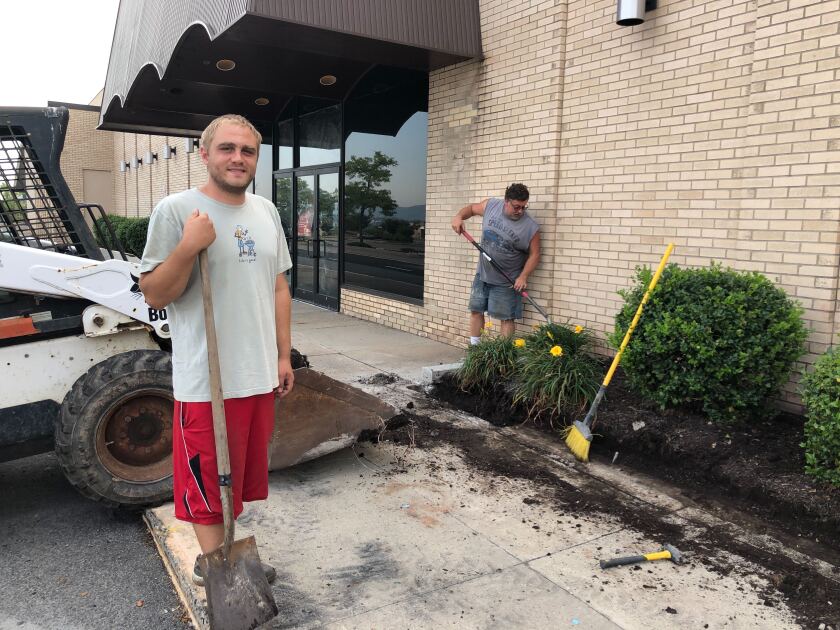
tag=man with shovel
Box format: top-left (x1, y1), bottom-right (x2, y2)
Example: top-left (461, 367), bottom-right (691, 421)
top-left (139, 114), bottom-right (293, 587)
top-left (451, 183), bottom-right (541, 343)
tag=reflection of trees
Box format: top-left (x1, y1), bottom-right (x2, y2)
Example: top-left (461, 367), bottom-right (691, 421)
top-left (380, 218), bottom-right (413, 242)
top-left (345, 151), bottom-right (397, 245)
top-left (318, 185), bottom-right (338, 235)
top-left (277, 176), bottom-right (339, 238)
top-left (297, 177), bottom-right (314, 211)
top-left (274, 177), bottom-right (293, 234)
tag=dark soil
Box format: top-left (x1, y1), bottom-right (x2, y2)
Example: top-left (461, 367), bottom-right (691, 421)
top-left (420, 373), bottom-right (840, 629)
top-left (432, 372), bottom-right (840, 549)
top-left (290, 348), bottom-right (310, 370)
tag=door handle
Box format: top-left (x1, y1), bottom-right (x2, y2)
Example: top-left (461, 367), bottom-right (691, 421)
top-left (313, 240), bottom-right (320, 259)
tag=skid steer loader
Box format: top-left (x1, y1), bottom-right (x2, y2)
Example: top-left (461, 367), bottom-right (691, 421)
top-left (0, 106), bottom-right (393, 508)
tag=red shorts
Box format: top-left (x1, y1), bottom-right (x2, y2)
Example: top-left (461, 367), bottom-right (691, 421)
top-left (172, 393), bottom-right (275, 525)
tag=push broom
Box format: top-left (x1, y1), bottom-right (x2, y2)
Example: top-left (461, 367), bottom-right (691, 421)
top-left (565, 243), bottom-right (674, 462)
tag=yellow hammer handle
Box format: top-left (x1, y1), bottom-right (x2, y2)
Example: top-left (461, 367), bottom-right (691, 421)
top-left (644, 550), bottom-right (672, 562)
top-left (602, 243), bottom-right (674, 387)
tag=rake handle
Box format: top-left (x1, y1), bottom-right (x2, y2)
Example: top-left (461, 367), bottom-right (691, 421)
top-left (199, 249), bottom-right (236, 554)
top-left (460, 229), bottom-right (551, 323)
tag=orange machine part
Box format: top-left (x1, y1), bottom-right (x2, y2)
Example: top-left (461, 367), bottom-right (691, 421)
top-left (0, 317), bottom-right (39, 340)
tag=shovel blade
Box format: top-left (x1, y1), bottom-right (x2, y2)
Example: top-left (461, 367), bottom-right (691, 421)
top-left (200, 536), bottom-right (278, 630)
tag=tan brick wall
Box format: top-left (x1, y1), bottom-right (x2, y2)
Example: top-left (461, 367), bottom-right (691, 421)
top-left (63, 0), bottom-right (840, 411)
top-left (344, 0), bottom-right (840, 411)
top-left (60, 108), bottom-right (113, 210)
top-left (343, 0), bottom-right (572, 345)
top-left (546, 0), bottom-right (840, 409)
top-left (112, 134), bottom-right (204, 216)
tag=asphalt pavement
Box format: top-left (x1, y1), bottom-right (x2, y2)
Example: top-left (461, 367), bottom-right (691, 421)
top-left (0, 451), bottom-right (190, 630)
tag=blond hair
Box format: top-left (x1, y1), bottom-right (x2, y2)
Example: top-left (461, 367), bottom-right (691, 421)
top-left (200, 114), bottom-right (262, 150)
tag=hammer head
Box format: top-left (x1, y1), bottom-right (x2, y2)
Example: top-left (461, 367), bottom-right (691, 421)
top-left (663, 544), bottom-right (684, 564)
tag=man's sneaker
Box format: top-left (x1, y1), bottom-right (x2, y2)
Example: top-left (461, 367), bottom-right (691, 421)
top-left (192, 556), bottom-right (277, 587)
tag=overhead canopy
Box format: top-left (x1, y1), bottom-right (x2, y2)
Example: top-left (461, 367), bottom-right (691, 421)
top-left (99, 0), bottom-right (482, 137)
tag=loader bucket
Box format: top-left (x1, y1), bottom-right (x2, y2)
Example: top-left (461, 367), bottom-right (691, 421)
top-left (269, 368), bottom-right (396, 470)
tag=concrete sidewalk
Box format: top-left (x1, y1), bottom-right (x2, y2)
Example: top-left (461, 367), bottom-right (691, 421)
top-left (145, 302), bottom-right (820, 629)
top-left (287, 302), bottom-right (464, 383)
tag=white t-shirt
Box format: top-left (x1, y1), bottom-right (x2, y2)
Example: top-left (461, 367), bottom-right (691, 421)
top-left (140, 188), bottom-right (292, 401)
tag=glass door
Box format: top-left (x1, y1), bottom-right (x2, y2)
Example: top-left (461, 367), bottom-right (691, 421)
top-left (317, 172), bottom-right (339, 307)
top-left (275, 168), bottom-right (340, 309)
top-left (273, 174), bottom-right (293, 285)
top-left (295, 174), bottom-right (316, 298)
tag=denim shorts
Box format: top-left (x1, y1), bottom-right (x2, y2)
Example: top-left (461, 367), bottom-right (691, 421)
top-left (468, 274), bottom-right (523, 320)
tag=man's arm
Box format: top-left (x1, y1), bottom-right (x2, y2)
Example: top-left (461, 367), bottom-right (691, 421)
top-left (274, 273), bottom-right (294, 398)
top-left (139, 210), bottom-right (215, 309)
top-left (451, 199), bottom-right (489, 234)
top-left (514, 231), bottom-right (541, 291)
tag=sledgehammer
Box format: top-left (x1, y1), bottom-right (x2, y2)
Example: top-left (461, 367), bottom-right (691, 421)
top-left (599, 544), bottom-right (684, 570)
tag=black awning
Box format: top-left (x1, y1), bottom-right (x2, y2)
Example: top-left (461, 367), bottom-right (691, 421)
top-left (99, 0), bottom-right (482, 136)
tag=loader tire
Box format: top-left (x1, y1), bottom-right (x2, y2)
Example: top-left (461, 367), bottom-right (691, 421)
top-left (56, 349), bottom-right (174, 508)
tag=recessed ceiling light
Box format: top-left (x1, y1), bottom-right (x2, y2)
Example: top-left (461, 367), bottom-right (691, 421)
top-left (216, 59), bottom-right (236, 71)
top-left (254, 97), bottom-right (270, 106)
top-left (319, 74), bottom-right (337, 86)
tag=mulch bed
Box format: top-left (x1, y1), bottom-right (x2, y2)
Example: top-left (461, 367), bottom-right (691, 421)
top-left (430, 371), bottom-right (840, 553)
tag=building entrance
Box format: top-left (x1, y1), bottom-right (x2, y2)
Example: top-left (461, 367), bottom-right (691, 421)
top-left (275, 168), bottom-right (340, 309)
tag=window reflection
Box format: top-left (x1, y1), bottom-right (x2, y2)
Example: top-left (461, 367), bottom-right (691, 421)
top-left (276, 119), bottom-right (293, 170)
top-left (299, 103), bottom-right (340, 166)
top-left (274, 175), bottom-right (293, 283)
top-left (344, 69), bottom-right (428, 301)
top-left (253, 143), bottom-right (273, 201)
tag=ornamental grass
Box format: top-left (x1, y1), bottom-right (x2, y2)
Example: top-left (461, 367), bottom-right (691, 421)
top-left (513, 323), bottom-right (601, 422)
top-left (456, 330), bottom-right (522, 393)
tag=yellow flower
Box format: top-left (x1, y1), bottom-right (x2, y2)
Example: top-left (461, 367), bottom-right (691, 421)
top-left (550, 345), bottom-right (563, 357)
top-left (484, 321), bottom-right (493, 329)
top-left (546, 330), bottom-right (554, 341)
top-left (514, 338), bottom-right (526, 348)
top-left (574, 325), bottom-right (584, 334)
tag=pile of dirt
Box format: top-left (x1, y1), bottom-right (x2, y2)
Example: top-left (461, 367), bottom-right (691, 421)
top-left (290, 348), bottom-right (310, 369)
top-left (432, 372), bottom-right (840, 550)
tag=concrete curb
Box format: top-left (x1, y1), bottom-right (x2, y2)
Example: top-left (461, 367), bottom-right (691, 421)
top-left (420, 361), bottom-right (462, 385)
top-left (143, 511), bottom-right (207, 629)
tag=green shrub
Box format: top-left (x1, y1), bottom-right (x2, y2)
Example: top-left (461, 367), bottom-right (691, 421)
top-left (513, 323), bottom-right (601, 420)
top-left (93, 215), bottom-right (148, 257)
top-left (801, 346), bottom-right (840, 486)
top-left (457, 333), bottom-right (521, 392)
top-left (122, 216), bottom-right (150, 257)
top-left (93, 214), bottom-right (128, 250)
top-left (611, 264), bottom-right (808, 425)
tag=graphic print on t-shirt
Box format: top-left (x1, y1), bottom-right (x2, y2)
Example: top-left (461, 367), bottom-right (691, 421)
top-left (233, 224), bottom-right (256, 261)
top-left (482, 227), bottom-right (520, 255)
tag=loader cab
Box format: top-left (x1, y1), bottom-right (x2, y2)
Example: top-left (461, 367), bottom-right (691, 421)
top-left (0, 107), bottom-right (129, 339)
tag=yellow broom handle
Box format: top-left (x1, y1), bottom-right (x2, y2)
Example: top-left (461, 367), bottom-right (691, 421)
top-left (602, 243), bottom-right (674, 387)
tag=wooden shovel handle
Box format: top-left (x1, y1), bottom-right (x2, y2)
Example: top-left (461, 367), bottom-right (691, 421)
top-left (198, 249), bottom-right (235, 551)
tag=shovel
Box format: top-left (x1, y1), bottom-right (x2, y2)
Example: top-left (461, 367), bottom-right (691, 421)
top-left (197, 249), bottom-right (279, 630)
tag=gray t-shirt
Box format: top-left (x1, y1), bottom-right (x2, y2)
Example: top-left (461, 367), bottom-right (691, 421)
top-left (477, 198), bottom-right (539, 286)
top-left (140, 188), bottom-right (292, 401)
